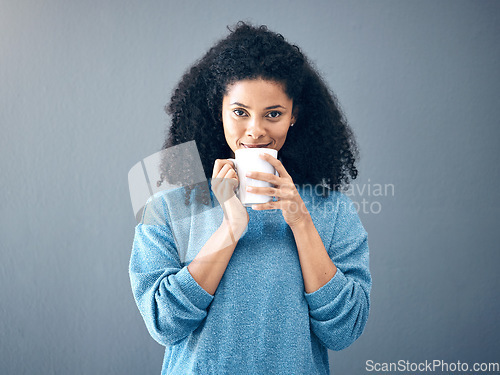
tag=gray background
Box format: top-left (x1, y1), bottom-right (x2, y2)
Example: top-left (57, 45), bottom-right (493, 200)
top-left (1, 0), bottom-right (499, 374)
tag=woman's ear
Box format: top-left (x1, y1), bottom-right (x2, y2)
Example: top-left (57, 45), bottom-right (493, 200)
top-left (291, 107), bottom-right (298, 126)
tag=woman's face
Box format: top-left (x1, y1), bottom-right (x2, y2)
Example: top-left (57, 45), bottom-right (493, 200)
top-left (221, 78), bottom-right (296, 155)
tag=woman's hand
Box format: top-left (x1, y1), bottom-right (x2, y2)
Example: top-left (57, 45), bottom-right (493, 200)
top-left (245, 153), bottom-right (310, 228)
top-left (211, 159), bottom-right (249, 234)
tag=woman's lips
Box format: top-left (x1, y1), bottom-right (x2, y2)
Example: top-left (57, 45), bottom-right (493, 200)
top-left (241, 142), bottom-right (272, 148)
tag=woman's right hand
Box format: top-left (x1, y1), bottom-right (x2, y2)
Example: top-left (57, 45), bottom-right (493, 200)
top-left (211, 159), bottom-right (249, 235)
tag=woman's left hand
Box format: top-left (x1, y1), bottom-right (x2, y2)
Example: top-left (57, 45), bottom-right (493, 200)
top-left (246, 153), bottom-right (310, 228)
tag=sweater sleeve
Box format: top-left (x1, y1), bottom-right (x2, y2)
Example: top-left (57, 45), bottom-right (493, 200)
top-left (129, 196), bottom-right (214, 346)
top-left (304, 193), bottom-right (371, 351)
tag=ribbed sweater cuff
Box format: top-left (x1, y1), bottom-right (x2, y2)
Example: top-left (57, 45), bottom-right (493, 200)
top-left (175, 266), bottom-right (214, 310)
top-left (304, 267), bottom-right (348, 311)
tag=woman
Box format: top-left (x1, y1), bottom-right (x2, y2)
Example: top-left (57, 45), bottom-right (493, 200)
top-left (130, 22), bottom-right (371, 374)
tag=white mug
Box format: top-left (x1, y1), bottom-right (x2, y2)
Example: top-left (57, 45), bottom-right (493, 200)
top-left (228, 148), bottom-right (278, 207)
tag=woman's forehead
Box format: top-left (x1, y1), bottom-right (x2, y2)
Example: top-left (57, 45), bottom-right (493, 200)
top-left (224, 79), bottom-right (291, 104)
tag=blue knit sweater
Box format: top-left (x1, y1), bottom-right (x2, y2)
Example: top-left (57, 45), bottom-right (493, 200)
top-left (129, 184), bottom-right (371, 374)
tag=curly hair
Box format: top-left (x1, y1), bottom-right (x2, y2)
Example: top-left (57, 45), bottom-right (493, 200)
top-left (158, 22), bottom-right (358, 204)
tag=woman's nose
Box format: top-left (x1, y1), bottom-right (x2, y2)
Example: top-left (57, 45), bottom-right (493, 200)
top-left (246, 118), bottom-right (266, 139)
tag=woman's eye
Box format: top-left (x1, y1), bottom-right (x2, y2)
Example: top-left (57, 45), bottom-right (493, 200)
top-left (266, 111), bottom-right (282, 119)
top-left (233, 109), bottom-right (247, 117)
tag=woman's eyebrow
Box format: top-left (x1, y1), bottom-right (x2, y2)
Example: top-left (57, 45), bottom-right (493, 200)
top-left (230, 102), bottom-right (286, 110)
top-left (230, 102), bottom-right (250, 108)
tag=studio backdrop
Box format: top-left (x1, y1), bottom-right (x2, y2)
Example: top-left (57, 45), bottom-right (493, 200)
top-left (1, 0), bottom-right (499, 374)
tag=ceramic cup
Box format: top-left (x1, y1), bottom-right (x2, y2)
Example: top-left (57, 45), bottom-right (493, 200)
top-left (228, 148), bottom-right (278, 207)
